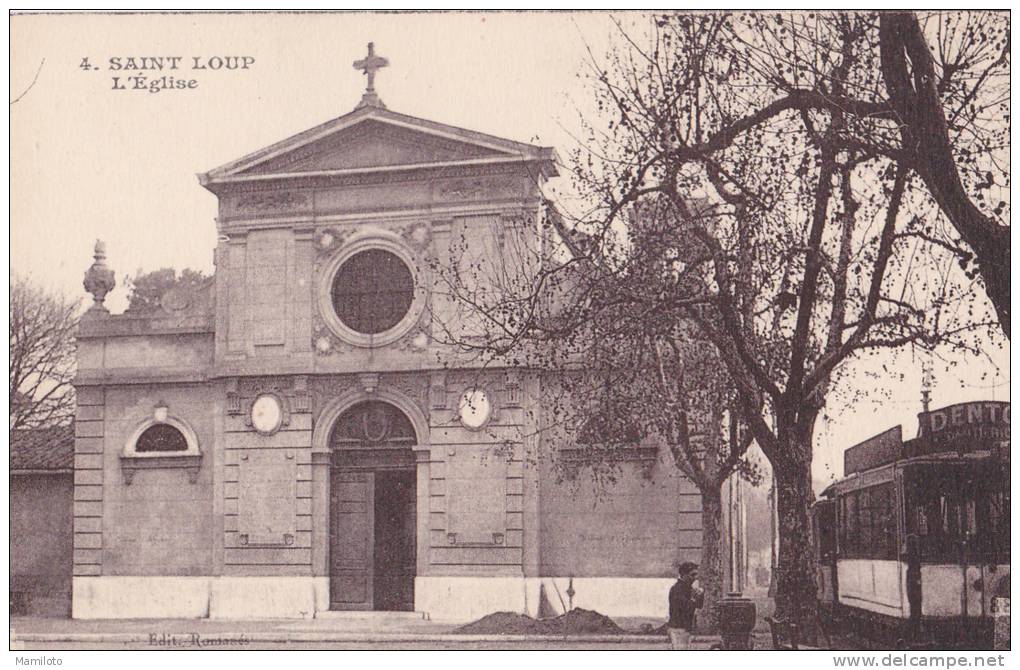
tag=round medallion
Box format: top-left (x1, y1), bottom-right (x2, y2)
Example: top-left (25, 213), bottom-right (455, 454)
top-left (458, 389), bottom-right (492, 430)
top-left (251, 394), bottom-right (283, 435)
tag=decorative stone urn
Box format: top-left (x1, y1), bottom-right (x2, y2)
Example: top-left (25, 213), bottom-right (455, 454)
top-left (82, 239), bottom-right (116, 313)
top-left (718, 592), bottom-right (756, 650)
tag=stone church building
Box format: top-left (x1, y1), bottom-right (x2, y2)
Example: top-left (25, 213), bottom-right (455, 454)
top-left (71, 47), bottom-right (703, 621)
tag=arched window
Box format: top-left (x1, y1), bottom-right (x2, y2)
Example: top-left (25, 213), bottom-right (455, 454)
top-left (135, 423), bottom-right (189, 452)
top-left (122, 416), bottom-right (201, 459)
top-left (120, 413), bottom-right (202, 484)
top-left (331, 249), bottom-right (414, 335)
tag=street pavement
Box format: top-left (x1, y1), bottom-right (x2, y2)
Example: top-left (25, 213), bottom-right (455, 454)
top-left (18, 639), bottom-right (677, 650)
top-left (11, 616), bottom-right (691, 651)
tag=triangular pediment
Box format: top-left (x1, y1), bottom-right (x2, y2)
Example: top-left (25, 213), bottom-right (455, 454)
top-left (200, 105), bottom-right (557, 187)
top-left (239, 119), bottom-right (508, 175)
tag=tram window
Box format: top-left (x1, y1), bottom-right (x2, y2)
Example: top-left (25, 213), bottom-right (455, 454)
top-left (813, 502), bottom-right (837, 561)
top-left (870, 485), bottom-right (894, 560)
top-left (869, 484), bottom-right (896, 560)
top-left (916, 505), bottom-right (931, 536)
top-left (987, 489), bottom-right (1010, 554)
top-left (838, 483), bottom-right (895, 560)
top-left (858, 490), bottom-right (873, 551)
top-left (906, 465), bottom-right (1010, 561)
top-left (911, 488), bottom-right (944, 560)
top-left (941, 496), bottom-right (958, 537)
top-left (841, 494), bottom-right (857, 554)
top-left (938, 488), bottom-right (977, 541)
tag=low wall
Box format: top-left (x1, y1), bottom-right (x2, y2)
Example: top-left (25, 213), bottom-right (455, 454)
top-left (11, 473), bottom-right (73, 617)
top-left (72, 577), bottom-right (330, 619)
top-left (72, 575), bottom-right (673, 622)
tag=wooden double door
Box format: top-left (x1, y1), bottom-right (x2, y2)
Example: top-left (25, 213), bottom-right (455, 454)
top-left (330, 467), bottom-right (416, 611)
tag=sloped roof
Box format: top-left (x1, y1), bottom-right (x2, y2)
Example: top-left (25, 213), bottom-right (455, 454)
top-left (199, 104), bottom-right (558, 190)
top-left (10, 425), bottom-right (74, 471)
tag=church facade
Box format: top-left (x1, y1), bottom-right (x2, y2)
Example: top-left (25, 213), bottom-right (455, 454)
top-left (71, 52), bottom-right (703, 621)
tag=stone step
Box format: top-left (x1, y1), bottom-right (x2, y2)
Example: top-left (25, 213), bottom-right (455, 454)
top-left (314, 610), bottom-right (429, 621)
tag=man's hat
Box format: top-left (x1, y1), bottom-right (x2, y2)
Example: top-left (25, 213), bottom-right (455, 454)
top-left (677, 561), bottom-right (698, 577)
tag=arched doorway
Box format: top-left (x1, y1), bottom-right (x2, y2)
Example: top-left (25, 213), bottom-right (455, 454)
top-left (329, 400), bottom-right (417, 611)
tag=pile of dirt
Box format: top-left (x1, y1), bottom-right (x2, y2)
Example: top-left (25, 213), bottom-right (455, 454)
top-left (552, 608), bottom-right (628, 635)
top-left (454, 611), bottom-right (545, 635)
top-left (453, 608), bottom-right (629, 636)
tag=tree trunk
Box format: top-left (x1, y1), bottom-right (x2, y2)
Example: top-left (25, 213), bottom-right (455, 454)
top-left (879, 12), bottom-right (1010, 337)
top-left (772, 452), bottom-right (818, 641)
top-left (698, 488), bottom-right (724, 633)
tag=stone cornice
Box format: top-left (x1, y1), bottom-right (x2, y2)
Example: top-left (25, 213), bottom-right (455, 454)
top-left (217, 199), bottom-right (545, 234)
top-left (78, 315), bottom-right (214, 339)
top-left (74, 366), bottom-right (211, 386)
top-left (74, 363), bottom-right (536, 388)
top-left (203, 155), bottom-right (551, 196)
top-left (209, 358), bottom-right (534, 379)
top-left (10, 468), bottom-right (73, 476)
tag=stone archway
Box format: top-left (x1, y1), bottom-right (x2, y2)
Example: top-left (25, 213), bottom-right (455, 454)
top-left (313, 390), bottom-right (429, 612)
top-left (312, 387), bottom-right (430, 455)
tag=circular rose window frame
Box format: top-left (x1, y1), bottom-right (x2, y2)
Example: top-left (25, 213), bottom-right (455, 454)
top-left (317, 232), bottom-right (427, 349)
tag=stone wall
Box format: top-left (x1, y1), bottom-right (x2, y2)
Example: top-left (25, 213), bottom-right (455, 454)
top-left (425, 369), bottom-right (525, 576)
top-left (11, 472), bottom-right (73, 617)
top-left (533, 374), bottom-right (704, 579)
top-left (100, 384), bottom-right (217, 576)
top-left (223, 377), bottom-right (314, 576)
top-left (72, 387), bottom-right (105, 581)
top-left (538, 457), bottom-right (702, 577)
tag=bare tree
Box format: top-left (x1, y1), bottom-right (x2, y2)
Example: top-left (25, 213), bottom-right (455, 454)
top-left (635, 323), bottom-right (760, 630)
top-left (877, 12), bottom-right (1009, 335)
top-left (547, 285), bottom-right (759, 630)
top-left (430, 11), bottom-right (1003, 637)
top-left (10, 275), bottom-right (79, 432)
top-left (429, 201), bottom-right (762, 630)
top-left (561, 11), bottom-right (1005, 635)
top-left (558, 205), bottom-right (762, 630)
top-left (682, 11), bottom-right (1009, 334)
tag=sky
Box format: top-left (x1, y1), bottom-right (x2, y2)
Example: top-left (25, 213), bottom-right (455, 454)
top-left (10, 11), bottom-right (1009, 487)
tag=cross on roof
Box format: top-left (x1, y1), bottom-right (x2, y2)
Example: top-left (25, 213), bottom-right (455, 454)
top-left (353, 42), bottom-right (389, 109)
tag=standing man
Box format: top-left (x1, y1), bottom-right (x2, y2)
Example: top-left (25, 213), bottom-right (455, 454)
top-left (668, 562), bottom-right (704, 649)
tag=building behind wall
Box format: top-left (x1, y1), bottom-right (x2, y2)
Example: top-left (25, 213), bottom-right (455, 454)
top-left (11, 426), bottom-right (74, 617)
top-left (71, 54), bottom-right (704, 622)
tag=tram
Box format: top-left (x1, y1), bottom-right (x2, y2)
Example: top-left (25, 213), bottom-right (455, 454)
top-left (812, 401), bottom-right (1010, 648)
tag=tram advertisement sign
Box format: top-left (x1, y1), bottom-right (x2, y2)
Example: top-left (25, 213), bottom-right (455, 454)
top-left (844, 426), bottom-right (903, 475)
top-left (915, 401), bottom-right (1010, 455)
